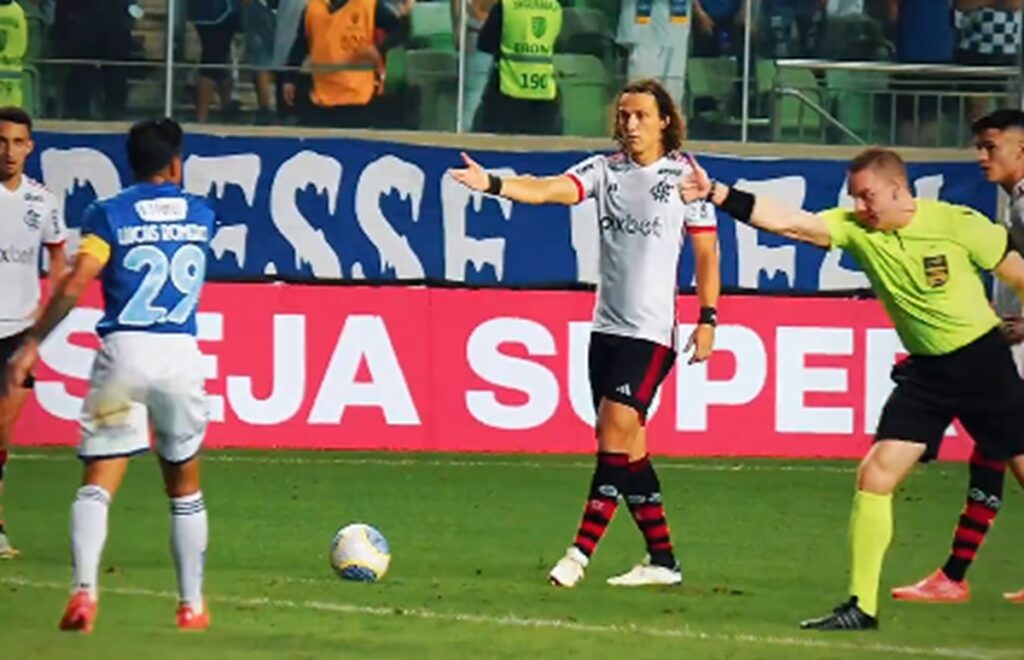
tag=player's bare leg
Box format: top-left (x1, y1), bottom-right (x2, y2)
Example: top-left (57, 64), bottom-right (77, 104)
top-left (0, 384), bottom-right (30, 559)
top-left (60, 456), bottom-right (130, 633)
top-left (161, 456), bottom-right (209, 630)
top-left (801, 440), bottom-right (925, 630)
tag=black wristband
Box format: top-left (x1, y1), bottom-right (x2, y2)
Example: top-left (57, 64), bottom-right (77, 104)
top-left (486, 174), bottom-right (503, 195)
top-left (698, 306), bottom-right (717, 326)
top-left (718, 187), bottom-right (755, 223)
top-left (705, 180), bottom-right (718, 203)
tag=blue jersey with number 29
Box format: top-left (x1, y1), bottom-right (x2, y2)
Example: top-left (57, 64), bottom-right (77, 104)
top-left (81, 182), bottom-right (216, 337)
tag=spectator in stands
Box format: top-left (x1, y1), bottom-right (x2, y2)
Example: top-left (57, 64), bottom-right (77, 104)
top-left (886, 0), bottom-right (955, 144)
top-left (188, 0), bottom-right (243, 123)
top-left (281, 0), bottom-right (407, 128)
top-left (272, 0), bottom-right (306, 122)
top-left (758, 0), bottom-right (827, 58)
top-left (955, 0), bottom-right (1021, 65)
top-left (453, 0), bottom-right (498, 128)
top-left (616, 0), bottom-right (690, 104)
top-left (954, 0), bottom-right (1021, 122)
top-left (692, 0), bottom-right (746, 58)
top-left (53, 0), bottom-right (136, 120)
top-left (472, 0), bottom-right (563, 135)
top-left (0, 1), bottom-right (26, 109)
top-left (240, 0), bottom-right (277, 124)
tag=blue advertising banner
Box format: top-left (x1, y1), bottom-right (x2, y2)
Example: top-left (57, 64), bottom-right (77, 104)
top-left (27, 131), bottom-right (996, 292)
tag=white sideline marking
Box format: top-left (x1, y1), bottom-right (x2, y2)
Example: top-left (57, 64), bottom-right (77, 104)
top-left (11, 452), bottom-right (864, 474)
top-left (0, 577), bottom-right (1012, 659)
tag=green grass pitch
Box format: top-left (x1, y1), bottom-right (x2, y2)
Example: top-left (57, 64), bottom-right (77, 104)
top-left (1, 449), bottom-right (1022, 659)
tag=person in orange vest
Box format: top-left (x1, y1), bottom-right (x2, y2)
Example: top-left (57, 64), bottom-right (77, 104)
top-left (281, 0), bottom-right (407, 127)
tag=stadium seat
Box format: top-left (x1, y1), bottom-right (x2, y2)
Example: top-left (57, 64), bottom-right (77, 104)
top-left (826, 69), bottom-right (888, 144)
top-left (20, 65), bottom-right (39, 116)
top-left (24, 14), bottom-right (46, 61)
top-left (554, 53), bottom-right (611, 137)
top-left (771, 65), bottom-right (824, 143)
top-left (557, 7), bottom-right (618, 70)
top-left (405, 49), bottom-right (459, 131)
top-left (558, 7), bottom-right (608, 48)
top-left (575, 0), bottom-right (621, 40)
top-left (411, 3), bottom-right (455, 50)
top-left (824, 15), bottom-right (894, 62)
top-left (686, 57), bottom-right (735, 130)
top-left (384, 45), bottom-right (408, 93)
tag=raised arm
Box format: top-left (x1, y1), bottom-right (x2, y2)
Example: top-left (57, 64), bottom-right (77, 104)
top-left (679, 159), bottom-right (832, 248)
top-left (448, 152), bottom-right (581, 205)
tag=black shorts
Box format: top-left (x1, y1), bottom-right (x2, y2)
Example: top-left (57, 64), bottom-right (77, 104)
top-left (194, 11), bottom-right (242, 83)
top-left (472, 73), bottom-right (563, 136)
top-left (0, 330), bottom-right (35, 393)
top-left (875, 328), bottom-right (1024, 462)
top-left (588, 332), bottom-right (676, 423)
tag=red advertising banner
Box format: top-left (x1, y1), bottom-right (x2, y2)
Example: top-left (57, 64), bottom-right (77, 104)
top-left (14, 282), bottom-right (974, 460)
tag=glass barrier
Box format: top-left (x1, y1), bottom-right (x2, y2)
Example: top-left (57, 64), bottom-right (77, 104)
top-left (10, 0), bottom-right (1024, 145)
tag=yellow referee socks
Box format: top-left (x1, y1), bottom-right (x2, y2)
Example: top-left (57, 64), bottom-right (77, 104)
top-left (848, 490), bottom-right (893, 617)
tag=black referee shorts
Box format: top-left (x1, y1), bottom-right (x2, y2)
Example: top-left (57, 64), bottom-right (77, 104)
top-left (588, 332), bottom-right (676, 423)
top-left (0, 330), bottom-right (35, 396)
top-left (875, 328), bottom-right (1024, 462)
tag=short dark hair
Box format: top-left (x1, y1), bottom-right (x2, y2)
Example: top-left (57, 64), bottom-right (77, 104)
top-left (127, 118), bottom-right (183, 180)
top-left (0, 106), bottom-right (33, 132)
top-left (972, 109), bottom-right (1024, 135)
top-left (847, 147), bottom-right (908, 183)
top-left (613, 78), bottom-right (684, 154)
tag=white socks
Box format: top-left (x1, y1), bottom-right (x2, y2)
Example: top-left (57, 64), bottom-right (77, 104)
top-left (70, 485), bottom-right (208, 609)
top-left (170, 491), bottom-right (207, 609)
top-left (70, 485), bottom-right (111, 599)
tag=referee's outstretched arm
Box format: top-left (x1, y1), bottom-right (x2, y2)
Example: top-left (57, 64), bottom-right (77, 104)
top-left (679, 160), bottom-right (832, 248)
top-left (448, 152), bottom-right (582, 206)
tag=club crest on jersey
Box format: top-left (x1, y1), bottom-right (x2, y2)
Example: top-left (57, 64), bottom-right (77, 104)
top-left (23, 207), bottom-right (41, 230)
top-left (650, 179), bottom-right (673, 203)
top-left (923, 254), bottom-right (948, 287)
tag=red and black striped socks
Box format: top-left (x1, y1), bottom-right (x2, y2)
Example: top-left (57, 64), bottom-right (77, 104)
top-left (626, 454), bottom-right (676, 569)
top-left (942, 448), bottom-right (1006, 582)
top-left (572, 452), bottom-right (629, 558)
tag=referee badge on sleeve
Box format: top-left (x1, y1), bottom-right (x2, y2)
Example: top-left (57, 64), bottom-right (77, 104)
top-left (923, 254), bottom-right (949, 287)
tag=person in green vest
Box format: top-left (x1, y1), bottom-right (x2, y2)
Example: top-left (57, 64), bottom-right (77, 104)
top-left (473, 0), bottom-right (563, 135)
top-left (0, 1), bottom-right (26, 109)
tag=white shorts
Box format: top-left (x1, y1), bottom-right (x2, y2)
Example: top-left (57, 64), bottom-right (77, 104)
top-left (79, 332), bottom-right (208, 464)
top-left (626, 44), bottom-right (687, 103)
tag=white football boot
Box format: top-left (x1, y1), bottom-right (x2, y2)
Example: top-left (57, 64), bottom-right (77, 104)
top-left (548, 546), bottom-right (589, 587)
top-left (0, 531), bottom-right (19, 559)
top-left (607, 556), bottom-right (682, 586)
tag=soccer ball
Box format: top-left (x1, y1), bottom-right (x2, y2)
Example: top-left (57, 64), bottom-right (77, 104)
top-left (329, 523), bottom-right (391, 582)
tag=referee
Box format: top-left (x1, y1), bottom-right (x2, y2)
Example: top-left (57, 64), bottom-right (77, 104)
top-left (682, 146), bottom-right (1024, 630)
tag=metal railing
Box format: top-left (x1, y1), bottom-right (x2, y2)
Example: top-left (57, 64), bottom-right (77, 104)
top-left (773, 59), bottom-right (1021, 147)
top-left (17, 3), bottom-right (1024, 144)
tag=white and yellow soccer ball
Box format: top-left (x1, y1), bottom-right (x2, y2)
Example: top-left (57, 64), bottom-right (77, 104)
top-left (329, 523), bottom-right (391, 582)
